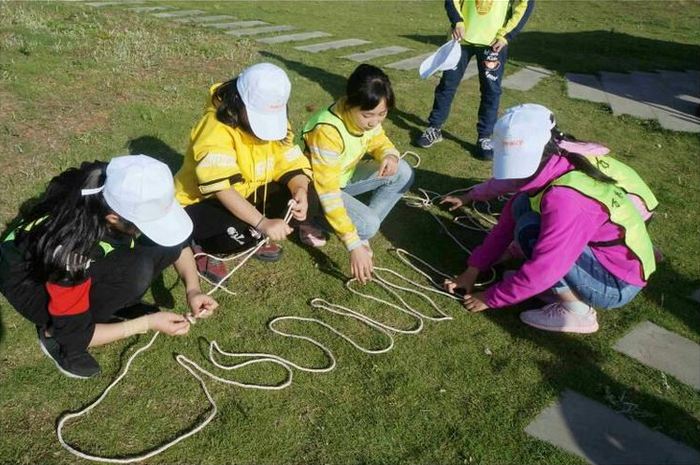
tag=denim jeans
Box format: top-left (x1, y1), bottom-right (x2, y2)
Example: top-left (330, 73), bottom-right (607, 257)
top-left (318, 159), bottom-right (414, 241)
top-left (511, 193), bottom-right (643, 309)
top-left (427, 44), bottom-right (507, 139)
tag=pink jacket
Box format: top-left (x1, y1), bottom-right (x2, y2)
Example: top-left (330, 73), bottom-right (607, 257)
top-left (468, 144), bottom-right (651, 308)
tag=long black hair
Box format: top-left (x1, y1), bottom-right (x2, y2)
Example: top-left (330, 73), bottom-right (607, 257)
top-left (20, 161), bottom-right (111, 278)
top-left (544, 127), bottom-right (617, 185)
top-left (345, 64), bottom-right (396, 111)
top-left (212, 78), bottom-right (252, 133)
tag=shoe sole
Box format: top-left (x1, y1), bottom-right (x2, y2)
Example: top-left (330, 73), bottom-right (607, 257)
top-left (38, 338), bottom-right (92, 379)
top-left (519, 316), bottom-right (599, 334)
top-left (414, 138), bottom-right (443, 149)
top-left (253, 253), bottom-right (283, 262)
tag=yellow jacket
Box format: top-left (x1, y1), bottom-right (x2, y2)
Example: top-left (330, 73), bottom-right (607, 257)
top-left (302, 98), bottom-right (399, 250)
top-left (175, 83), bottom-right (312, 207)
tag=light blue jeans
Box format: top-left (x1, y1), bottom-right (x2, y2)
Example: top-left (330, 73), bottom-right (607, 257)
top-left (317, 159), bottom-right (414, 241)
top-left (511, 193), bottom-right (643, 309)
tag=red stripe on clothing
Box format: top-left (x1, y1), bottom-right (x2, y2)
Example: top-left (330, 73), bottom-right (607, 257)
top-left (46, 279), bottom-right (91, 316)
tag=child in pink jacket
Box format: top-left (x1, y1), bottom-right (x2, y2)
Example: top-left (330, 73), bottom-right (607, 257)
top-left (444, 104), bottom-right (658, 334)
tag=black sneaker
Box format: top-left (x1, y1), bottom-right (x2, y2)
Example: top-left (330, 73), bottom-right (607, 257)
top-left (37, 327), bottom-right (101, 379)
top-left (413, 126), bottom-right (443, 148)
top-left (475, 137), bottom-right (494, 160)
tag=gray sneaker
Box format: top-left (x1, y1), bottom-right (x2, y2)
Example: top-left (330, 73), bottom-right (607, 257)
top-left (37, 327), bottom-right (101, 379)
top-left (413, 126), bottom-right (443, 148)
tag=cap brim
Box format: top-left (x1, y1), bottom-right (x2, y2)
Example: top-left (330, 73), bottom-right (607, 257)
top-left (492, 148), bottom-right (542, 180)
top-left (419, 40), bottom-right (461, 79)
top-left (247, 106), bottom-right (287, 141)
top-left (135, 202), bottom-right (193, 247)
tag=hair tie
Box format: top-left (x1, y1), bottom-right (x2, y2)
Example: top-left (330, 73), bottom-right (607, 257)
top-left (81, 186), bottom-right (104, 196)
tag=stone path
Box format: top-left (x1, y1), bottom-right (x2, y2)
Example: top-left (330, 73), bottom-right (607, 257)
top-left (205, 21), bottom-right (268, 30)
top-left (174, 15), bottom-right (237, 24)
top-left (295, 39), bottom-right (371, 53)
top-left (566, 70), bottom-right (700, 132)
top-left (128, 6), bottom-right (172, 13)
top-left (525, 390), bottom-right (700, 465)
top-left (502, 65), bottom-right (553, 91)
top-left (342, 46), bottom-right (412, 63)
top-left (152, 10), bottom-right (205, 19)
top-left (225, 25), bottom-right (296, 37)
top-left (614, 321), bottom-right (700, 390)
top-left (257, 31), bottom-right (332, 44)
top-left (386, 52), bottom-right (433, 70)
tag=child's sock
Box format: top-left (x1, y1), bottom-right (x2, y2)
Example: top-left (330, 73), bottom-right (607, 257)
top-left (561, 300), bottom-right (591, 315)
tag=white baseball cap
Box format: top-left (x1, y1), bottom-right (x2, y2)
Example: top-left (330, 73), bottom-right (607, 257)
top-left (492, 104), bottom-right (556, 180)
top-left (419, 39), bottom-right (462, 80)
top-left (103, 155), bottom-right (193, 247)
top-left (236, 62), bottom-right (291, 141)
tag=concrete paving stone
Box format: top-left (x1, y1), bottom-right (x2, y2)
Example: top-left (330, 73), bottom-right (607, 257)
top-left (86, 1), bottom-right (143, 6)
top-left (600, 72), bottom-right (656, 119)
top-left (386, 52), bottom-right (433, 70)
top-left (525, 390), bottom-right (700, 465)
top-left (460, 59), bottom-right (478, 82)
top-left (128, 6), bottom-right (173, 12)
top-left (225, 25), bottom-right (296, 37)
top-left (174, 15), bottom-right (237, 23)
top-left (295, 39), bottom-right (371, 53)
top-left (689, 288), bottom-right (700, 303)
top-left (152, 10), bottom-right (206, 18)
top-left (206, 21), bottom-right (268, 30)
top-left (503, 66), bottom-right (553, 91)
top-left (614, 321), bottom-right (700, 390)
top-left (566, 73), bottom-right (608, 103)
top-left (257, 31), bottom-right (332, 44)
top-left (630, 72), bottom-right (700, 133)
top-left (342, 46), bottom-right (412, 63)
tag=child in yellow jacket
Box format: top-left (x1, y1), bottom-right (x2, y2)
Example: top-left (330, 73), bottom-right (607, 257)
top-left (175, 63), bottom-right (316, 279)
top-left (301, 64), bottom-right (414, 283)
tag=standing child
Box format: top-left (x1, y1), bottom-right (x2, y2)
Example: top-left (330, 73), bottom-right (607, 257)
top-left (444, 104), bottom-right (658, 334)
top-left (0, 155), bottom-right (218, 378)
top-left (301, 64), bottom-right (415, 284)
top-left (174, 63), bottom-right (316, 281)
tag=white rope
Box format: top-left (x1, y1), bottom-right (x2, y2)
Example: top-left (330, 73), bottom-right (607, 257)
top-left (399, 150), bottom-right (421, 168)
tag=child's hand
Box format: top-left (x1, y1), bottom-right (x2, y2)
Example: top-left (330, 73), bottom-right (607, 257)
top-left (259, 218), bottom-right (293, 241)
top-left (187, 290), bottom-right (219, 318)
top-left (378, 156), bottom-right (399, 178)
top-left (452, 23), bottom-right (466, 41)
top-left (440, 193), bottom-right (472, 211)
top-left (291, 189), bottom-right (309, 221)
top-left (444, 266), bottom-right (479, 295)
top-left (148, 312), bottom-right (190, 336)
top-left (490, 38), bottom-right (507, 53)
top-left (350, 246), bottom-right (373, 284)
top-left (463, 292), bottom-right (489, 312)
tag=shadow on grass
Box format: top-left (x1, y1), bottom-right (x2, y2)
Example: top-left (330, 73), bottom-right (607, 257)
top-left (401, 30), bottom-right (700, 74)
top-left (127, 135), bottom-right (185, 174)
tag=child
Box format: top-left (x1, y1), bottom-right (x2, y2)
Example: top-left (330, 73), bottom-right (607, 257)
top-left (174, 63), bottom-right (316, 280)
top-left (301, 64), bottom-right (415, 284)
top-left (0, 155), bottom-right (218, 378)
top-left (444, 104), bottom-right (658, 334)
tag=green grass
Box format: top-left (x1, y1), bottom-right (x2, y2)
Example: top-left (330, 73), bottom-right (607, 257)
top-left (1, 1), bottom-right (699, 464)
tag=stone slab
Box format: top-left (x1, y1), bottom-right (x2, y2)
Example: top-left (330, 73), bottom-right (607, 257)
top-left (342, 46), bottom-right (411, 63)
top-left (503, 66), bottom-right (553, 91)
top-left (206, 21), bottom-right (268, 30)
top-left (174, 15), bottom-right (237, 23)
top-left (630, 72), bottom-right (700, 133)
top-left (566, 73), bottom-right (608, 104)
top-left (86, 1), bottom-right (143, 6)
top-left (525, 390), bottom-right (700, 465)
top-left (295, 39), bottom-right (371, 53)
top-left (386, 52), bottom-right (433, 70)
top-left (152, 10), bottom-right (206, 18)
top-left (614, 321), bottom-right (700, 390)
top-left (460, 59), bottom-right (478, 82)
top-left (689, 288), bottom-right (700, 303)
top-left (257, 31), bottom-right (332, 44)
top-left (225, 25), bottom-right (296, 37)
top-left (128, 6), bottom-right (173, 12)
top-left (599, 72), bottom-right (656, 119)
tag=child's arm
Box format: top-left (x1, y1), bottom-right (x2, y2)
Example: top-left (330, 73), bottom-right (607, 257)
top-left (215, 189), bottom-right (291, 241)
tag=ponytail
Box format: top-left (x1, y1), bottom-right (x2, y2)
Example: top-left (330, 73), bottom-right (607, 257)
top-left (22, 161), bottom-right (111, 278)
top-left (546, 128), bottom-right (617, 185)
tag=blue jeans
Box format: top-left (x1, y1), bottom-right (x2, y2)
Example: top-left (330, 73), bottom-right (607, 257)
top-left (427, 44), bottom-right (507, 139)
top-left (318, 159), bottom-right (414, 241)
top-left (511, 194), bottom-right (643, 309)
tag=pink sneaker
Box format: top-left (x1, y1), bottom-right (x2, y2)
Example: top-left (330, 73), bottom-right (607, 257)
top-left (299, 224), bottom-right (327, 247)
top-left (519, 303), bottom-right (599, 334)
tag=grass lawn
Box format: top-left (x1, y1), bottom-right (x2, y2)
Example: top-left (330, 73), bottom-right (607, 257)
top-left (1, 1), bottom-right (699, 464)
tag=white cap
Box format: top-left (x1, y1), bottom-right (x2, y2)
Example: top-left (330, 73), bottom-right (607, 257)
top-left (236, 62), bottom-right (291, 141)
top-left (419, 39), bottom-right (461, 80)
top-left (103, 155), bottom-right (193, 247)
top-left (492, 104), bottom-right (556, 180)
